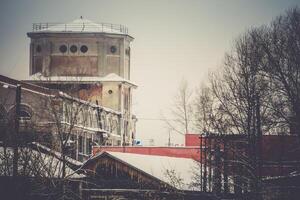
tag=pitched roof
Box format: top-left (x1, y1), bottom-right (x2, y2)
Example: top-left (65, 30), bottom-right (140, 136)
top-left (84, 151), bottom-right (199, 190)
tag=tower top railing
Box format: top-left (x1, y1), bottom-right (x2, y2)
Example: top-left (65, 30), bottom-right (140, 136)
top-left (31, 22), bottom-right (128, 34)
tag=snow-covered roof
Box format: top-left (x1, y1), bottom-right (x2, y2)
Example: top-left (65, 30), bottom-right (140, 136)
top-left (31, 18), bottom-right (128, 35)
top-left (263, 171), bottom-right (300, 181)
top-left (28, 73), bottom-right (137, 88)
top-left (87, 151), bottom-right (199, 190)
top-left (101, 73), bottom-right (135, 85)
top-left (31, 142), bottom-right (83, 167)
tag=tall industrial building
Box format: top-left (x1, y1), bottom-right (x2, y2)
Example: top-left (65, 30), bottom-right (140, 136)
top-left (25, 18), bottom-right (137, 147)
top-left (0, 18), bottom-right (137, 161)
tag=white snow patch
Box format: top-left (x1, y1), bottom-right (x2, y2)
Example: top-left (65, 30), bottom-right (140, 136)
top-left (28, 73), bottom-right (137, 88)
top-left (101, 151), bottom-right (199, 190)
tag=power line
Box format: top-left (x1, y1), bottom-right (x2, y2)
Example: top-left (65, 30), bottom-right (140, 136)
top-left (138, 118), bottom-right (167, 121)
top-left (137, 117), bottom-right (199, 122)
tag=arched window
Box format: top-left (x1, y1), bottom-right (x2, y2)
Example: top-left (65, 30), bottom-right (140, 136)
top-left (112, 119), bottom-right (118, 134)
top-left (18, 105), bottom-right (33, 120)
top-left (19, 110), bottom-right (31, 120)
top-left (7, 104), bottom-right (33, 120)
top-left (100, 113), bottom-right (106, 130)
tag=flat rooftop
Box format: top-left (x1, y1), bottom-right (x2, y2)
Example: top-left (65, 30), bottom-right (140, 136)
top-left (31, 18), bottom-right (128, 35)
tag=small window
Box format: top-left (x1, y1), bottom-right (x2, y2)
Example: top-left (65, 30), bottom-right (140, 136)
top-left (78, 136), bottom-right (83, 153)
top-left (59, 45), bottom-right (67, 53)
top-left (110, 46), bottom-right (117, 54)
top-left (70, 45), bottom-right (78, 53)
top-left (80, 45), bottom-right (88, 53)
top-left (87, 138), bottom-right (92, 154)
top-left (108, 90), bottom-right (113, 94)
top-left (36, 45), bottom-right (42, 53)
top-left (19, 110), bottom-right (31, 120)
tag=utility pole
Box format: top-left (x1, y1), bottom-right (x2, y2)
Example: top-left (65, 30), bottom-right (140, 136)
top-left (203, 132), bottom-right (207, 192)
top-left (168, 130), bottom-right (171, 147)
top-left (13, 84), bottom-right (21, 177)
top-left (256, 93), bottom-right (262, 200)
top-left (200, 134), bottom-right (203, 191)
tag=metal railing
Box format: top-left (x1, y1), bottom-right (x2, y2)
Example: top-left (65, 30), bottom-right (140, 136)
top-left (32, 22), bottom-right (128, 34)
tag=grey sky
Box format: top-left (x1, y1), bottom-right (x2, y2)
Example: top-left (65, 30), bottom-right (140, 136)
top-left (1, 0), bottom-right (300, 145)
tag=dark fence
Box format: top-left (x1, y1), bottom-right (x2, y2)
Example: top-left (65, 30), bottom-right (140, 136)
top-left (0, 176), bottom-right (82, 200)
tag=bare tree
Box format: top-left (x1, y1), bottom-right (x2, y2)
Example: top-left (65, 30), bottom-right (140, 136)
top-left (194, 84), bottom-right (230, 135)
top-left (163, 168), bottom-right (184, 190)
top-left (165, 79), bottom-right (193, 136)
top-left (191, 26), bottom-right (275, 198)
top-left (256, 7), bottom-right (300, 137)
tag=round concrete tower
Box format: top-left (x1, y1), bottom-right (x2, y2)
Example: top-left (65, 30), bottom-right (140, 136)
top-left (26, 18), bottom-right (137, 146)
top-left (27, 18), bottom-right (133, 79)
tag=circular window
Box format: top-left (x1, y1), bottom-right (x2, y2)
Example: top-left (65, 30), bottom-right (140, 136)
top-left (108, 90), bottom-right (113, 94)
top-left (36, 45), bottom-right (42, 53)
top-left (70, 45), bottom-right (78, 53)
top-left (110, 46), bottom-right (117, 54)
top-left (80, 45), bottom-right (88, 53)
top-left (59, 45), bottom-right (67, 53)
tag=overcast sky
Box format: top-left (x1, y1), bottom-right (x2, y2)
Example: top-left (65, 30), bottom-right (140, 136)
top-left (1, 0), bottom-right (300, 146)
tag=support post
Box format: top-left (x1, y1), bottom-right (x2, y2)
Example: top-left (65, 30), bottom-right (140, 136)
top-left (200, 134), bottom-right (203, 191)
top-left (13, 84), bottom-right (21, 177)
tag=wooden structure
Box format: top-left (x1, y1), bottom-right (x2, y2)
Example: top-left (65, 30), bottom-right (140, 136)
top-left (82, 151), bottom-right (173, 191)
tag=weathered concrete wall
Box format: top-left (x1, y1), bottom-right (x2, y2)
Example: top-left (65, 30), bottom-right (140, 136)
top-left (101, 82), bottom-right (120, 111)
top-left (50, 56), bottom-right (98, 76)
top-left (27, 31), bottom-right (136, 146)
top-left (78, 84), bottom-right (102, 103)
top-left (29, 34), bottom-right (132, 79)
